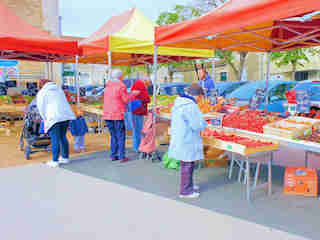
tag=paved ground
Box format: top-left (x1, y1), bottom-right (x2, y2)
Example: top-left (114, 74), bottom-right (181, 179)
top-left (60, 148), bottom-right (320, 240)
top-left (0, 163), bottom-right (309, 240)
top-left (1, 143), bottom-right (319, 239)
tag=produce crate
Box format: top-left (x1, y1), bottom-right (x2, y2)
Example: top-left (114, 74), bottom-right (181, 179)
top-left (202, 127), bottom-right (279, 156)
top-left (203, 145), bottom-right (228, 168)
top-left (285, 116), bottom-right (320, 128)
top-left (284, 167), bottom-right (318, 197)
top-left (263, 118), bottom-right (311, 139)
top-left (81, 105), bottom-right (103, 116)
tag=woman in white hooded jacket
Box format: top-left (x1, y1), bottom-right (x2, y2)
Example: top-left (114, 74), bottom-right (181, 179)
top-left (37, 80), bottom-right (76, 167)
top-left (169, 84), bottom-right (208, 198)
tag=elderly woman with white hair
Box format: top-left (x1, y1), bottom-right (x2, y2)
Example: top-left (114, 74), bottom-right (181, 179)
top-left (102, 69), bottom-right (139, 163)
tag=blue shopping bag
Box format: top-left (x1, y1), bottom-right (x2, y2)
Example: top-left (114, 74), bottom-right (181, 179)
top-left (128, 100), bottom-right (142, 112)
top-left (39, 121), bottom-right (45, 134)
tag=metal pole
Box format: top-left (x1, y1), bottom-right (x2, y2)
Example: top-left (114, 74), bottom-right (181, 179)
top-left (265, 52), bottom-right (271, 110)
top-left (45, 62), bottom-right (49, 79)
top-left (50, 62), bottom-right (54, 81)
top-left (75, 55), bottom-right (80, 107)
top-left (108, 51), bottom-right (112, 80)
top-left (153, 46), bottom-right (158, 118)
top-left (260, 53), bottom-right (264, 81)
top-left (211, 53), bottom-right (215, 83)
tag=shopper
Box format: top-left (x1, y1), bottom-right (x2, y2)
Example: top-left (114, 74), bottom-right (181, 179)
top-left (130, 78), bottom-right (150, 152)
top-left (69, 108), bottom-right (88, 153)
top-left (37, 79), bottom-right (76, 167)
top-left (102, 69), bottom-right (139, 163)
top-left (168, 84), bottom-right (207, 198)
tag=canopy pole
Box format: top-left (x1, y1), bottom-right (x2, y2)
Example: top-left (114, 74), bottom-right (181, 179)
top-left (75, 55), bottom-right (80, 107)
top-left (108, 51), bottom-right (112, 80)
top-left (211, 53), bottom-right (215, 83)
top-left (152, 46), bottom-right (158, 120)
top-left (45, 62), bottom-right (49, 79)
top-left (265, 52), bottom-right (271, 111)
top-left (50, 62), bottom-right (54, 81)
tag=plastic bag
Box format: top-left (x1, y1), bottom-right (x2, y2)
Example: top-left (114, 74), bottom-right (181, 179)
top-left (162, 152), bottom-right (180, 170)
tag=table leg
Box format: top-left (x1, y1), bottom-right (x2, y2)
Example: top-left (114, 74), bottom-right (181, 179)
top-left (228, 152), bottom-right (235, 179)
top-left (254, 162), bottom-right (261, 188)
top-left (305, 151), bottom-right (309, 168)
top-left (238, 159), bottom-right (244, 183)
top-left (268, 152), bottom-right (273, 196)
top-left (246, 158), bottom-right (251, 202)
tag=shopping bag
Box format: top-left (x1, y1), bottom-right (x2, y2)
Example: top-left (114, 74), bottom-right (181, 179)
top-left (129, 100), bottom-right (142, 112)
top-left (162, 152), bottom-right (180, 170)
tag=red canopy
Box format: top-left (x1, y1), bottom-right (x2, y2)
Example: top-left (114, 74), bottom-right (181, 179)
top-left (0, 1), bottom-right (79, 61)
top-left (155, 0), bottom-right (320, 52)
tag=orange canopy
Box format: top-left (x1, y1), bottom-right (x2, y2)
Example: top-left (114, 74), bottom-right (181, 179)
top-left (76, 8), bottom-right (213, 65)
top-left (155, 0), bottom-right (320, 52)
top-left (0, 1), bottom-right (79, 61)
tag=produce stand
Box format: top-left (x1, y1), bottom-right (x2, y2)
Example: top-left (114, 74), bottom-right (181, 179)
top-left (202, 127), bottom-right (279, 201)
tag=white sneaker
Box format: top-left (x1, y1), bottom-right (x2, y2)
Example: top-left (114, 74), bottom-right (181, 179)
top-left (46, 161), bottom-right (59, 168)
top-left (179, 192), bottom-right (200, 199)
top-left (58, 157), bottom-right (70, 164)
top-left (194, 185), bottom-right (200, 191)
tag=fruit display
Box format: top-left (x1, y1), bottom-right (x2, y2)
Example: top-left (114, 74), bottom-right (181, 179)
top-left (197, 97), bottom-right (223, 113)
top-left (223, 110), bottom-right (281, 133)
top-left (299, 129), bottom-right (320, 143)
top-left (201, 128), bottom-right (274, 148)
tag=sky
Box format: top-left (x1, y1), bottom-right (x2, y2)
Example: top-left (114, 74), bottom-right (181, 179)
top-left (60, 0), bottom-right (190, 37)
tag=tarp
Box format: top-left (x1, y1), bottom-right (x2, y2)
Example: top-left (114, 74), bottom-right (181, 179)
top-left (155, 0), bottom-right (320, 52)
top-left (0, 1), bottom-right (79, 61)
top-left (76, 8), bottom-right (213, 65)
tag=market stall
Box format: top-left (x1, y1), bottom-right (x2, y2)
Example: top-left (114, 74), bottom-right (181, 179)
top-left (154, 0), bottom-right (320, 201)
top-left (64, 8), bottom-right (213, 135)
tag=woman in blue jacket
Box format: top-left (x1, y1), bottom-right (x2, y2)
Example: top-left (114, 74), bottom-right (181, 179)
top-left (169, 84), bottom-right (208, 198)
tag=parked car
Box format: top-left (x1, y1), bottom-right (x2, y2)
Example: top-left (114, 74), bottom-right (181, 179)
top-left (159, 82), bottom-right (191, 95)
top-left (292, 80), bottom-right (320, 111)
top-left (215, 81), bottom-right (247, 97)
top-left (158, 81), bottom-right (246, 97)
top-left (227, 80), bottom-right (296, 114)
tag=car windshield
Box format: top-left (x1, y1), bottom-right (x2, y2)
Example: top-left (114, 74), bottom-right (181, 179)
top-left (228, 81), bottom-right (265, 100)
top-left (223, 82), bottom-right (247, 95)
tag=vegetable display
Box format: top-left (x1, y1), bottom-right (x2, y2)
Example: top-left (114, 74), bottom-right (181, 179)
top-left (201, 128), bottom-right (274, 147)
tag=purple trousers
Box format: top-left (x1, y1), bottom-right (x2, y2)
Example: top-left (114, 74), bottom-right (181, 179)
top-left (180, 161), bottom-right (195, 195)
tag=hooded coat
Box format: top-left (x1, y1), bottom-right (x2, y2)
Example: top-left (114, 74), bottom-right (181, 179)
top-left (131, 80), bottom-right (150, 116)
top-left (36, 82), bottom-right (76, 133)
top-left (168, 97), bottom-right (208, 161)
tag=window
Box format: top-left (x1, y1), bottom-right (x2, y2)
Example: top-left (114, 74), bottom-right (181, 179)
top-left (295, 71), bottom-right (309, 81)
top-left (220, 72), bottom-right (227, 82)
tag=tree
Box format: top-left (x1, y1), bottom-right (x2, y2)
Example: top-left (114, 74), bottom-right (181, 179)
top-left (190, 0), bottom-right (248, 81)
top-left (270, 49), bottom-right (311, 81)
top-left (156, 5), bottom-right (202, 82)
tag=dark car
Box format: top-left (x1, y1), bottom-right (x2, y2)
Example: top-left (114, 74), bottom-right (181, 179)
top-left (227, 80), bottom-right (296, 114)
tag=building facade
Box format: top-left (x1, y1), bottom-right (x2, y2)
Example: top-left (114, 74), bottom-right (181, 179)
top-left (2, 0), bottom-right (60, 85)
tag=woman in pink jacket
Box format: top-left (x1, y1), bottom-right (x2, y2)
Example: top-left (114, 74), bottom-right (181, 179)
top-left (103, 69), bottom-right (139, 163)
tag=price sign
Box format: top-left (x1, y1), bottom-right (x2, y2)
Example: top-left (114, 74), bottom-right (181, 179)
top-left (209, 88), bottom-right (219, 105)
top-left (249, 88), bottom-right (265, 110)
top-left (296, 90), bottom-right (310, 113)
top-left (209, 113), bottom-right (224, 128)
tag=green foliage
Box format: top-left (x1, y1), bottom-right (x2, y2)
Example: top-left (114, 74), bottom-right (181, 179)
top-left (270, 49), bottom-right (310, 69)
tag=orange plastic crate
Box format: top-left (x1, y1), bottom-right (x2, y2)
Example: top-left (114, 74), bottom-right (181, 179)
top-left (283, 167), bottom-right (318, 197)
